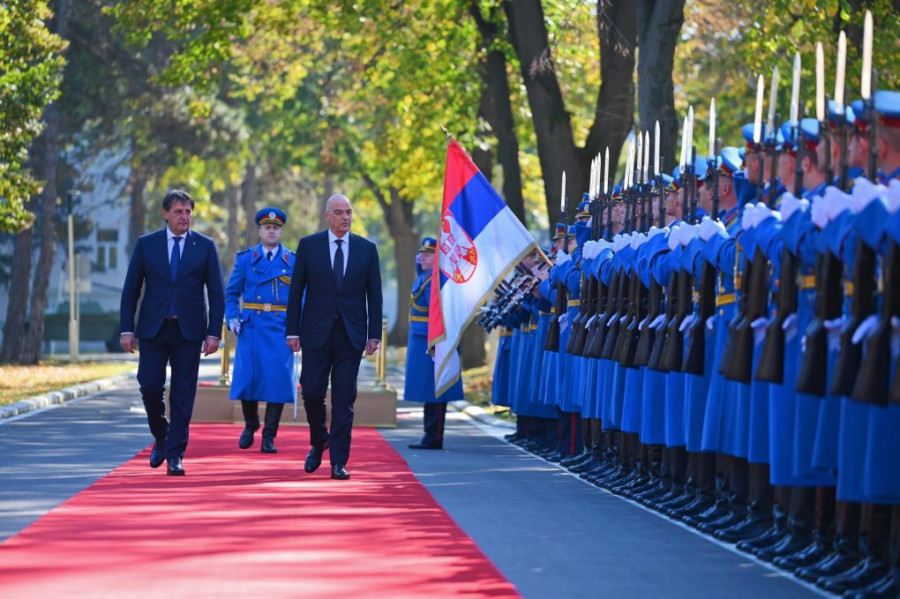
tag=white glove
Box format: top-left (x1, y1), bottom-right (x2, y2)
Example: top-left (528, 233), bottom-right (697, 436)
top-left (667, 226), bottom-right (681, 251)
top-left (595, 239), bottom-right (613, 254)
top-left (582, 240), bottom-right (596, 260)
top-left (699, 216), bottom-right (727, 241)
top-left (630, 232), bottom-right (648, 250)
top-left (585, 314), bottom-right (598, 328)
top-left (811, 196), bottom-right (828, 229)
top-left (228, 318), bottom-right (242, 334)
top-left (782, 312), bottom-right (798, 342)
top-left (851, 177), bottom-right (887, 213)
top-left (680, 223), bottom-right (700, 246)
top-left (753, 202), bottom-right (774, 226)
top-left (888, 179), bottom-right (900, 214)
top-left (679, 313), bottom-right (697, 333)
top-left (650, 314), bottom-right (667, 330)
top-left (612, 233), bottom-right (626, 252)
top-left (706, 315), bottom-right (716, 331)
top-left (556, 251), bottom-right (572, 266)
top-left (638, 316), bottom-right (649, 329)
top-left (742, 203), bottom-right (758, 230)
top-left (751, 316), bottom-right (769, 346)
top-left (825, 315), bottom-right (847, 353)
top-left (822, 186), bottom-right (852, 221)
top-left (558, 312), bottom-right (569, 332)
top-left (852, 314), bottom-right (879, 345)
top-left (647, 225), bottom-right (668, 240)
top-left (780, 192), bottom-right (802, 221)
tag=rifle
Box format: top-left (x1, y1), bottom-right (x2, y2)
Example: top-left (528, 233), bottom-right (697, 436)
top-left (795, 251), bottom-right (844, 395)
top-left (544, 194), bottom-right (570, 352)
top-left (607, 189), bottom-right (635, 361)
top-left (636, 171), bottom-right (669, 366)
top-left (620, 179), bottom-right (649, 367)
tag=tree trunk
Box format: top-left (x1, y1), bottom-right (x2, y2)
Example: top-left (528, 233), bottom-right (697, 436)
top-left (0, 217), bottom-right (35, 362)
top-left (636, 0), bottom-right (685, 176)
top-left (471, 2), bottom-right (526, 226)
top-left (22, 0), bottom-right (71, 363)
top-left (505, 0), bottom-right (636, 232)
top-left (223, 185), bottom-right (240, 275)
top-left (22, 102), bottom-right (61, 363)
top-left (126, 166), bottom-right (148, 253)
top-left (240, 156), bottom-right (258, 242)
top-left (366, 178), bottom-right (416, 347)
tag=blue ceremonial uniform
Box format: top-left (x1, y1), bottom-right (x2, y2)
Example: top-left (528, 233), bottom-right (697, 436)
top-left (226, 243), bottom-right (297, 405)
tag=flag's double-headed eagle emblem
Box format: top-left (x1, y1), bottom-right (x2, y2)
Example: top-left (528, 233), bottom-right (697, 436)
top-left (439, 211), bottom-right (477, 283)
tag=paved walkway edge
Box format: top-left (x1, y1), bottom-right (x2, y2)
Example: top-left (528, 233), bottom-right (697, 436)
top-left (0, 373), bottom-right (137, 420)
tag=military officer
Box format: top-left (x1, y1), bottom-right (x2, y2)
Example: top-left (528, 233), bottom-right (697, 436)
top-left (405, 237), bottom-right (464, 450)
top-left (225, 207), bottom-right (296, 453)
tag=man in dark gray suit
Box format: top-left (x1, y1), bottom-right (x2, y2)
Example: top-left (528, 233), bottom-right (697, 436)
top-left (286, 194), bottom-right (383, 480)
top-left (120, 189), bottom-right (225, 476)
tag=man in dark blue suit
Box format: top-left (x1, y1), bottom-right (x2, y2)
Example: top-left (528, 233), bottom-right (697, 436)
top-left (120, 190), bottom-right (225, 476)
top-left (286, 194), bottom-right (383, 480)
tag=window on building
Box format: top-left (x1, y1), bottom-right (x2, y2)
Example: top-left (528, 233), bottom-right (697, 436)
top-left (96, 229), bottom-right (119, 272)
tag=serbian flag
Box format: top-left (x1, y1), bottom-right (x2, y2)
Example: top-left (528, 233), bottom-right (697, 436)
top-left (427, 140), bottom-right (538, 396)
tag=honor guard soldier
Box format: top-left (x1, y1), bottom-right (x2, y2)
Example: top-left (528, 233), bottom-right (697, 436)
top-left (225, 207), bottom-right (297, 453)
top-left (405, 237), bottom-right (463, 450)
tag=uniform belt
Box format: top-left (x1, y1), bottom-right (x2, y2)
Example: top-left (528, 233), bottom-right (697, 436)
top-left (539, 311), bottom-right (553, 316)
top-left (799, 274), bottom-right (816, 290)
top-left (844, 281), bottom-right (855, 298)
top-left (716, 293), bottom-right (736, 307)
top-left (243, 302), bottom-right (287, 312)
top-left (409, 315), bottom-right (429, 323)
top-left (499, 330), bottom-right (513, 337)
top-left (529, 324), bottom-right (539, 331)
top-left (568, 299), bottom-right (580, 307)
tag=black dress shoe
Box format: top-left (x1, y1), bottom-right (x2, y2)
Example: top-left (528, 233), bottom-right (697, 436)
top-left (166, 456), bottom-right (185, 476)
top-left (149, 440), bottom-right (167, 469)
top-left (261, 437), bottom-right (277, 454)
top-left (239, 427), bottom-right (256, 449)
top-left (818, 557), bottom-right (889, 594)
top-left (331, 464), bottom-right (350, 480)
top-left (304, 446), bottom-right (325, 473)
top-left (408, 441), bottom-right (443, 450)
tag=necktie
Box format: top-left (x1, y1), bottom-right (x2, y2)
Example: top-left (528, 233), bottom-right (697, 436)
top-left (171, 236), bottom-right (182, 281)
top-left (168, 236), bottom-right (182, 318)
top-left (267, 250), bottom-right (273, 261)
top-left (333, 239), bottom-right (344, 290)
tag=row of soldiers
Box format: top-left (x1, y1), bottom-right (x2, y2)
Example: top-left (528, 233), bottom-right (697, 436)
top-left (483, 85), bottom-right (900, 598)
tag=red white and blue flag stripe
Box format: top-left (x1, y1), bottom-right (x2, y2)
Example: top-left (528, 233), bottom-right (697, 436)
top-left (428, 140), bottom-right (538, 395)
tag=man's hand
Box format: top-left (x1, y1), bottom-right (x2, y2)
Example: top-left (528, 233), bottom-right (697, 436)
top-left (203, 336), bottom-right (219, 356)
top-left (365, 339), bottom-right (380, 356)
top-left (120, 333), bottom-right (136, 353)
top-left (287, 337), bottom-right (301, 352)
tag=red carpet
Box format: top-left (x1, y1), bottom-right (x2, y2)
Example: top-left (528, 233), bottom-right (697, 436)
top-left (0, 425), bottom-right (519, 598)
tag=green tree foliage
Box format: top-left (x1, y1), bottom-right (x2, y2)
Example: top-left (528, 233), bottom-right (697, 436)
top-left (676, 0), bottom-right (900, 158)
top-left (0, 0), bottom-right (66, 233)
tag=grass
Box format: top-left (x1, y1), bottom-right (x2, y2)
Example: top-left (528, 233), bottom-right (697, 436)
top-left (462, 364), bottom-right (515, 422)
top-left (0, 360), bottom-right (136, 406)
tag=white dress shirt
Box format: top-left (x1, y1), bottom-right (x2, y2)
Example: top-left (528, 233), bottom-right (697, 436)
top-left (327, 229), bottom-right (349, 276)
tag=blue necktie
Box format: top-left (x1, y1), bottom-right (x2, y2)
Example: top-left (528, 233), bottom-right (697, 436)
top-left (333, 239), bottom-right (344, 290)
top-left (168, 236), bottom-right (182, 317)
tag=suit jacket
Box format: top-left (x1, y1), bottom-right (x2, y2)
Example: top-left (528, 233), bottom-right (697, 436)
top-left (286, 230), bottom-right (383, 352)
top-left (119, 228), bottom-right (225, 342)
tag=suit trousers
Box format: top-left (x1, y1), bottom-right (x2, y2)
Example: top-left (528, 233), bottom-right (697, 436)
top-left (240, 400), bottom-right (284, 439)
top-left (136, 320), bottom-right (203, 457)
top-left (300, 315), bottom-right (362, 466)
top-left (422, 402), bottom-right (448, 445)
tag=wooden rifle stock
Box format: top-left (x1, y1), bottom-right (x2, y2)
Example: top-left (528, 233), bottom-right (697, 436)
top-left (795, 252), bottom-right (844, 395)
top-left (660, 268), bottom-right (692, 371)
top-left (600, 269), bottom-right (628, 359)
top-left (830, 242), bottom-right (877, 396)
top-left (648, 270), bottom-right (678, 372)
top-left (856, 241), bottom-right (897, 405)
top-left (613, 272), bottom-right (637, 363)
top-left (621, 279), bottom-right (648, 368)
top-left (683, 262), bottom-right (717, 375)
top-left (569, 275), bottom-right (596, 355)
top-left (544, 280), bottom-right (566, 352)
top-left (755, 248), bottom-right (799, 384)
top-left (585, 276), bottom-right (612, 358)
top-left (722, 247), bottom-right (768, 383)
top-left (635, 278), bottom-right (664, 366)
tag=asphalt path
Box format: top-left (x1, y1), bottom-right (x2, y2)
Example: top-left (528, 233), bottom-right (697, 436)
top-left (1, 358), bottom-right (823, 598)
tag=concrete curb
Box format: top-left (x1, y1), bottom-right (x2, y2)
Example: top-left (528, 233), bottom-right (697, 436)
top-left (448, 399), bottom-right (515, 430)
top-left (0, 372), bottom-right (137, 420)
